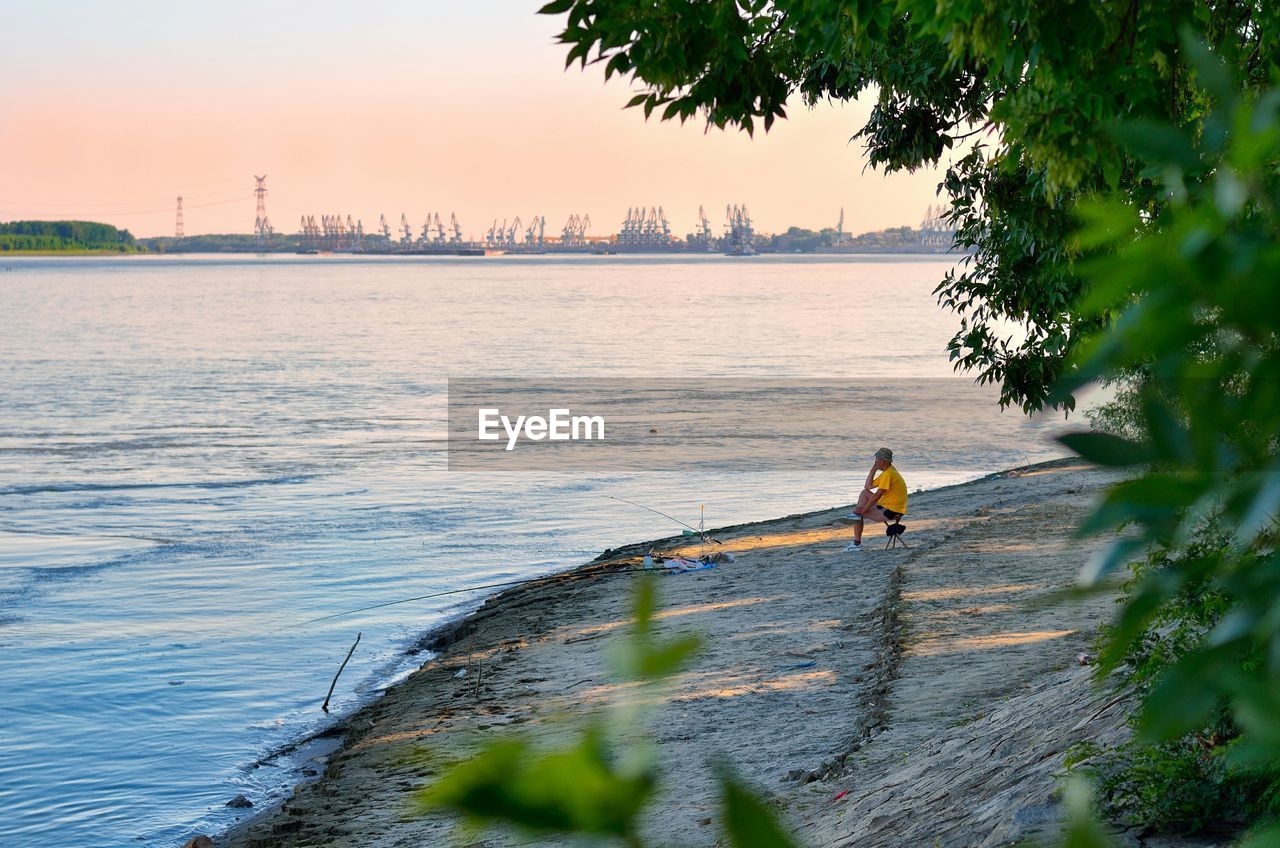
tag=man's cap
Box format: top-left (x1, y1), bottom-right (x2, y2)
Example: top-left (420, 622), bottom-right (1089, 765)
top-left (875, 447), bottom-right (893, 462)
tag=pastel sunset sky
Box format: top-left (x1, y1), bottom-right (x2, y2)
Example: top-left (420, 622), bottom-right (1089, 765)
top-left (1, 1), bottom-right (952, 238)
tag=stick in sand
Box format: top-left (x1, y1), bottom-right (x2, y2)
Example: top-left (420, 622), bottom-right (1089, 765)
top-left (322, 632), bottom-right (361, 713)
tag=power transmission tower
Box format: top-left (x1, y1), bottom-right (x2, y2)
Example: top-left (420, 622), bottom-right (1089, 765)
top-left (253, 175), bottom-right (272, 247)
top-left (175, 196), bottom-right (184, 239)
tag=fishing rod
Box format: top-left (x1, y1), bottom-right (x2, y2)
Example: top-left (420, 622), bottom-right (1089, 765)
top-left (604, 495), bottom-right (724, 545)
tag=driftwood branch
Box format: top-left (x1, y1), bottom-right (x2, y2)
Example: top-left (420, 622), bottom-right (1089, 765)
top-left (322, 632), bottom-right (362, 713)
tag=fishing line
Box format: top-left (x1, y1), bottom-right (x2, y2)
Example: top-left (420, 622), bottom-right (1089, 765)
top-left (280, 565), bottom-right (655, 631)
top-left (604, 495), bottom-right (724, 544)
top-left (270, 498), bottom-right (727, 633)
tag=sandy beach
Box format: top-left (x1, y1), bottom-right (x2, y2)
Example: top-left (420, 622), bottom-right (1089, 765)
top-left (214, 459), bottom-right (1135, 847)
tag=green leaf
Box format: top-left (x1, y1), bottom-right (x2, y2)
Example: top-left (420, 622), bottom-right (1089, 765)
top-left (1236, 822), bottom-right (1280, 848)
top-left (537, 0), bottom-right (574, 14)
top-left (1109, 120), bottom-right (1200, 170)
top-left (612, 576), bottom-right (702, 681)
top-left (1079, 536), bottom-right (1147, 587)
top-left (639, 635), bottom-right (701, 679)
top-left (1062, 778), bottom-right (1120, 848)
top-left (1179, 30), bottom-right (1235, 104)
top-left (1138, 653), bottom-right (1221, 742)
top-left (1097, 572), bottom-right (1175, 672)
top-left (1057, 431), bottom-right (1157, 467)
top-left (719, 770), bottom-right (800, 848)
top-left (416, 725), bottom-right (655, 839)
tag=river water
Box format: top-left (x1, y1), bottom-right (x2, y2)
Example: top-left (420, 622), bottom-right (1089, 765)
top-left (0, 254), bottom-right (1068, 846)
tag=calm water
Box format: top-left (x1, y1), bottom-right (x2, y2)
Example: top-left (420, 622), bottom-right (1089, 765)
top-left (0, 254), bottom-right (1067, 847)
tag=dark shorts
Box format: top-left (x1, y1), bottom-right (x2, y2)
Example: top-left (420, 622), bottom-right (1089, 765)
top-left (880, 507), bottom-right (903, 521)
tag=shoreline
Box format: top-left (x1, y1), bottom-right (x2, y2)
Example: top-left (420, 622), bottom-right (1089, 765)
top-left (207, 457), bottom-right (1123, 847)
top-left (2, 249), bottom-right (960, 261)
top-left (223, 461), bottom-right (1049, 785)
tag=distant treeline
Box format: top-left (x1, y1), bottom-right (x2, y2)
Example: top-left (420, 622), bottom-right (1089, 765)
top-left (141, 233), bottom-right (299, 253)
top-left (768, 225), bottom-right (943, 252)
top-left (0, 221), bottom-right (144, 253)
top-left (768, 226), bottom-right (843, 252)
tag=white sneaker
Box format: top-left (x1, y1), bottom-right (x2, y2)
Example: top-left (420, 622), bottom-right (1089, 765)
top-left (844, 541), bottom-right (863, 552)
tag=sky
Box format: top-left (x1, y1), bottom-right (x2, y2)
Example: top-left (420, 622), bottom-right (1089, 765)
top-left (0, 1), bottom-right (952, 238)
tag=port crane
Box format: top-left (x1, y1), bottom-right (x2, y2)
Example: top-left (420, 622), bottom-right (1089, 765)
top-left (449, 213), bottom-right (463, 243)
top-left (525, 215), bottom-right (545, 249)
top-left (504, 216), bottom-right (522, 246)
top-left (687, 205), bottom-right (714, 250)
top-left (416, 212), bottom-right (448, 245)
top-left (723, 204), bottom-right (756, 255)
top-left (618, 206), bottom-right (673, 246)
top-left (379, 214), bottom-right (391, 240)
top-left (400, 214), bottom-right (413, 245)
top-left (561, 214), bottom-right (591, 246)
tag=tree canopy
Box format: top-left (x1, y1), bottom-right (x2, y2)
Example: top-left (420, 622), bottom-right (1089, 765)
top-left (0, 220), bottom-right (141, 252)
top-left (538, 0), bottom-right (1279, 412)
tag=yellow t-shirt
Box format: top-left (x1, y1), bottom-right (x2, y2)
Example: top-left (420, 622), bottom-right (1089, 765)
top-left (873, 466), bottom-right (908, 514)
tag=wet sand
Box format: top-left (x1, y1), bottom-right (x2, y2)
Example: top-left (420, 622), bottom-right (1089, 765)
top-left (215, 459), bottom-right (1139, 848)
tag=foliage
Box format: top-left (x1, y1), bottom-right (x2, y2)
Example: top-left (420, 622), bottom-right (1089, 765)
top-left (538, 0), bottom-right (1279, 412)
top-left (1062, 779), bottom-right (1120, 848)
top-left (1059, 42), bottom-right (1280, 736)
top-left (1084, 373), bottom-right (1150, 442)
top-left (765, 225), bottom-right (937, 252)
top-left (1053, 44), bottom-right (1280, 844)
top-left (1089, 734), bottom-right (1280, 833)
top-left (768, 226), bottom-right (838, 252)
top-left (1064, 526), bottom-right (1280, 833)
top-left (1104, 524), bottom-right (1235, 692)
top-left (416, 577), bottom-right (797, 847)
top-left (417, 727), bottom-right (656, 844)
top-left (140, 233), bottom-right (302, 253)
top-left (0, 220), bottom-right (142, 252)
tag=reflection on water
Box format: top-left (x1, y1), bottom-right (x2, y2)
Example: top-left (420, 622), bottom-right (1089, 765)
top-left (0, 254), bottom-right (1065, 846)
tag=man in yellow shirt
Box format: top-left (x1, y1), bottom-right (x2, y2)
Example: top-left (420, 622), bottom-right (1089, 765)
top-left (845, 447), bottom-right (908, 552)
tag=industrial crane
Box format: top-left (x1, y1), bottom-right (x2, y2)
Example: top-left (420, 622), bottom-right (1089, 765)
top-left (400, 214), bottom-right (413, 245)
top-left (562, 213), bottom-right (591, 245)
top-left (379, 214), bottom-right (391, 239)
top-left (723, 203), bottom-right (756, 255)
top-left (698, 205), bottom-right (712, 240)
top-left (525, 215), bottom-right (545, 248)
